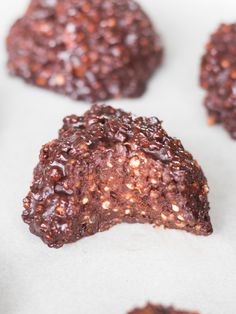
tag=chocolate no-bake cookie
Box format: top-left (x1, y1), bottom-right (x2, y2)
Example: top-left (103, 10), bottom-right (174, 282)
top-left (23, 105), bottom-right (212, 248)
top-left (7, 0), bottom-right (163, 102)
top-left (127, 303), bottom-right (199, 314)
top-left (200, 23), bottom-right (236, 139)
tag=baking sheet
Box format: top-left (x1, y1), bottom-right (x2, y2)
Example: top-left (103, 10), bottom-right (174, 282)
top-left (0, 0), bottom-right (236, 313)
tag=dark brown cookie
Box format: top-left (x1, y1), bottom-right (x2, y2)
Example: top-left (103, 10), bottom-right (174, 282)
top-left (23, 105), bottom-right (212, 248)
top-left (128, 303), bottom-right (199, 314)
top-left (7, 0), bottom-right (163, 102)
top-left (200, 23), bottom-right (236, 139)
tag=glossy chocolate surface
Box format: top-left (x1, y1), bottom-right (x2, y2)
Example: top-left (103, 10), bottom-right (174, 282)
top-left (23, 105), bottom-right (212, 248)
top-left (7, 0), bottom-right (163, 102)
top-left (200, 23), bottom-right (236, 139)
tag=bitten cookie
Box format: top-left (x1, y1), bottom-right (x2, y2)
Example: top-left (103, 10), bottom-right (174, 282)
top-left (23, 105), bottom-right (212, 248)
top-left (200, 23), bottom-right (236, 139)
top-left (7, 0), bottom-right (163, 102)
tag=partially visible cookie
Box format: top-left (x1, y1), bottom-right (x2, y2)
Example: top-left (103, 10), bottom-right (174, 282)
top-left (127, 303), bottom-right (199, 314)
top-left (200, 23), bottom-right (236, 139)
top-left (7, 0), bottom-right (163, 102)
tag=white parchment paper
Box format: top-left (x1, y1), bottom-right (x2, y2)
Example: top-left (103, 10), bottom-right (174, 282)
top-left (0, 1), bottom-right (236, 313)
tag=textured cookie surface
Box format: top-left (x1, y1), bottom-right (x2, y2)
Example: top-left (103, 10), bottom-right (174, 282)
top-left (200, 23), bottom-right (236, 139)
top-left (128, 303), bottom-right (199, 314)
top-left (7, 0), bottom-right (163, 102)
top-left (23, 105), bottom-right (212, 248)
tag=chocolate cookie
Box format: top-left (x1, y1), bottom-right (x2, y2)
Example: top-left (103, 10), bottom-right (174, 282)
top-left (7, 0), bottom-right (163, 102)
top-left (127, 303), bottom-right (199, 314)
top-left (200, 23), bottom-right (236, 139)
top-left (23, 105), bottom-right (212, 248)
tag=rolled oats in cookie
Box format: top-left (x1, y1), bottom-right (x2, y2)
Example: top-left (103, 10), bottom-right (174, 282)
top-left (7, 0), bottom-right (163, 102)
top-left (127, 303), bottom-right (199, 314)
top-left (23, 105), bottom-right (212, 248)
top-left (200, 23), bottom-right (236, 139)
